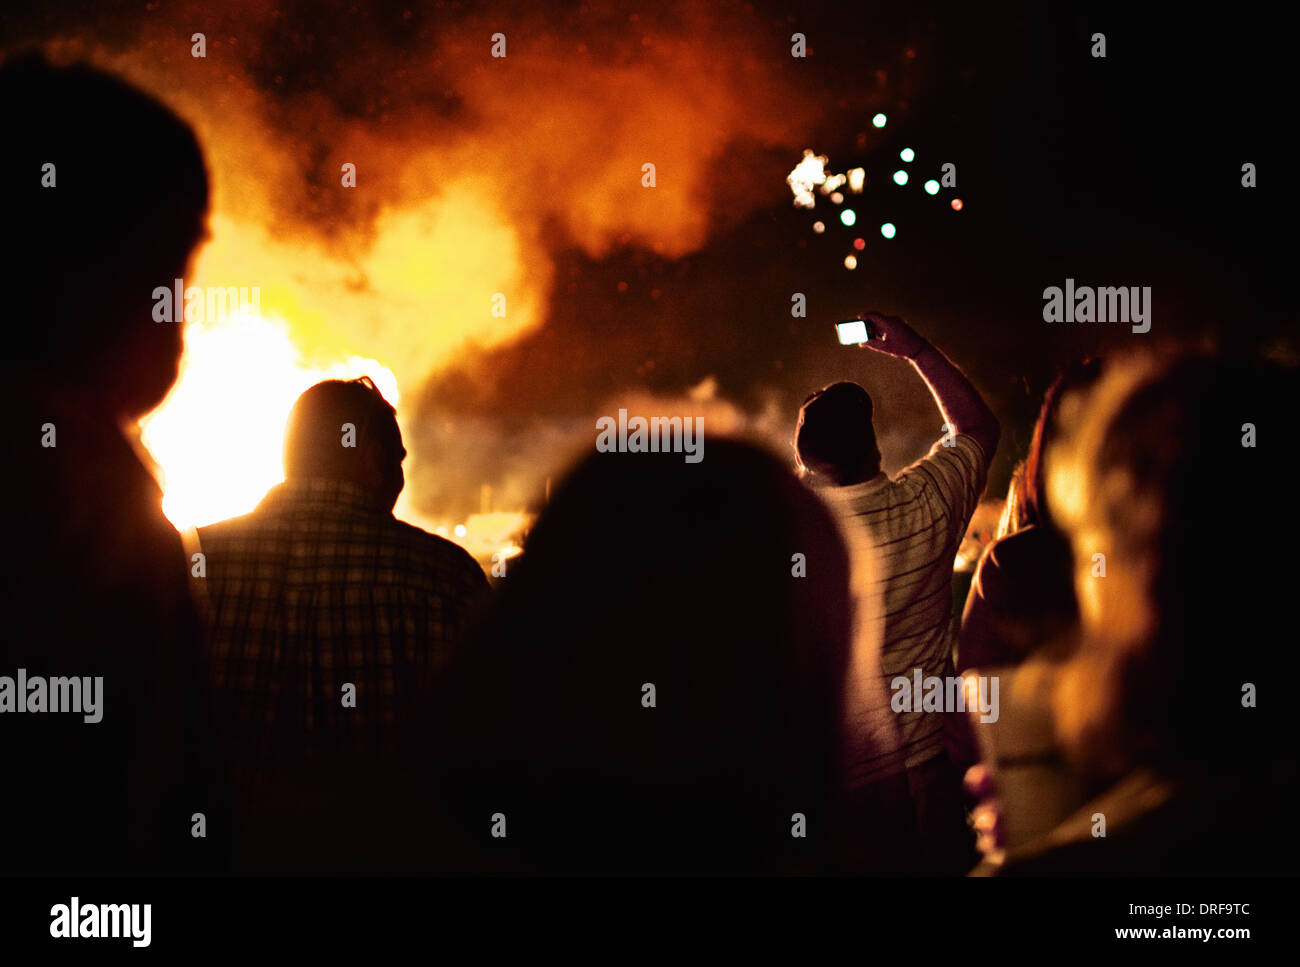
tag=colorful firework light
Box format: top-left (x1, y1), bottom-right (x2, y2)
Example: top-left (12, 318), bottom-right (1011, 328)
top-left (785, 119), bottom-right (962, 270)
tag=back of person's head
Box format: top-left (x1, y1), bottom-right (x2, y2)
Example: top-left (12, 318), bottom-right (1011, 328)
top-left (1047, 351), bottom-right (1294, 781)
top-left (795, 381), bottom-right (882, 485)
top-left (283, 377), bottom-right (404, 508)
top-left (440, 438), bottom-right (853, 874)
top-left (1022, 357), bottom-right (1104, 531)
top-left (0, 51), bottom-right (210, 416)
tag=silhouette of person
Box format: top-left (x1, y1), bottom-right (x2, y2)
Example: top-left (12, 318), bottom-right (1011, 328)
top-left (958, 358), bottom-right (1103, 673)
top-left (972, 352), bottom-right (1299, 874)
top-left (198, 377), bottom-right (490, 871)
top-left (0, 51), bottom-right (221, 874)
top-left (434, 439), bottom-right (856, 874)
top-left (796, 311), bottom-right (1000, 873)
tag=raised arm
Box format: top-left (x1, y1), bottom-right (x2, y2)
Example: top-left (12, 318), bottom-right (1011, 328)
top-left (858, 312), bottom-right (1000, 460)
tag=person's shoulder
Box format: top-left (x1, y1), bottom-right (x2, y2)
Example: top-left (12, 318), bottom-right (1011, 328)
top-left (984, 527), bottom-right (1037, 568)
top-left (824, 474), bottom-right (898, 516)
top-left (389, 520), bottom-right (486, 574)
top-left (971, 531), bottom-right (1029, 603)
top-left (986, 526), bottom-right (1071, 579)
top-left (899, 433), bottom-right (984, 479)
top-left (197, 507), bottom-right (268, 549)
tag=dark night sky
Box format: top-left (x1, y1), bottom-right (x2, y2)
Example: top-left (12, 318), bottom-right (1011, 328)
top-left (417, 2), bottom-right (1296, 505)
top-left (3, 1), bottom-right (1294, 516)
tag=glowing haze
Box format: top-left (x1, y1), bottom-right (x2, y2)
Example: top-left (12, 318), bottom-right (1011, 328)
top-left (31, 1), bottom-right (820, 541)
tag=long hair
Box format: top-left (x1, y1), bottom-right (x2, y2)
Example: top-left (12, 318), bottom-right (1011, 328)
top-left (1020, 358), bottom-right (1104, 532)
top-left (1048, 352), bottom-right (1293, 780)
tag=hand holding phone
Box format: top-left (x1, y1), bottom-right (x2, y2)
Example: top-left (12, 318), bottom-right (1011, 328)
top-left (856, 312), bottom-right (928, 359)
top-left (835, 318), bottom-right (870, 345)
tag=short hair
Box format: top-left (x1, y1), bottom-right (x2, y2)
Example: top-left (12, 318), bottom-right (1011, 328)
top-left (283, 377), bottom-right (399, 478)
top-left (1, 51), bottom-right (210, 371)
top-left (436, 440), bottom-right (854, 873)
top-left (795, 381), bottom-right (880, 482)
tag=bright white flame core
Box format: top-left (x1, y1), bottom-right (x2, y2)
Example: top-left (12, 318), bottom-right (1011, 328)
top-left (787, 149), bottom-right (830, 208)
top-left (139, 311), bottom-right (399, 530)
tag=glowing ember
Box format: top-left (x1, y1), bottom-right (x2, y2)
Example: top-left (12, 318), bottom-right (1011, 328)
top-left (847, 167), bottom-right (866, 193)
top-left (455, 512), bottom-right (532, 561)
top-left (821, 172), bottom-right (847, 193)
top-left (787, 149), bottom-right (830, 208)
top-left (139, 311), bottom-right (399, 530)
top-left (844, 254), bottom-right (858, 270)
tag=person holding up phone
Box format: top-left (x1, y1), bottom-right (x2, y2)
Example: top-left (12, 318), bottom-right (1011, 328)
top-left (795, 312), bottom-right (999, 873)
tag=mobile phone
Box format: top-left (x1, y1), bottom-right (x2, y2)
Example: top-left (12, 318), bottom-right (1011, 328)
top-left (835, 319), bottom-right (870, 345)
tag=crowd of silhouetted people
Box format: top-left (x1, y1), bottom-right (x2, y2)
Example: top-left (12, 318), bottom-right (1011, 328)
top-left (2, 53), bottom-right (1296, 877)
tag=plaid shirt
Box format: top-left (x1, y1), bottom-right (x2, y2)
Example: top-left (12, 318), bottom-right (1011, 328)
top-left (197, 477), bottom-right (489, 775)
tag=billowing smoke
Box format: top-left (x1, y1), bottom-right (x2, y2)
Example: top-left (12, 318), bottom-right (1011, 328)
top-left (19, 0), bottom-right (832, 530)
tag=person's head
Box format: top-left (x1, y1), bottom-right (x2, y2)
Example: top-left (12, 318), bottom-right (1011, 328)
top-left (1020, 357), bottom-right (1104, 531)
top-left (794, 381), bottom-right (882, 486)
top-left (439, 439), bottom-right (854, 873)
top-left (1047, 352), bottom-right (1293, 781)
top-left (1, 51), bottom-right (210, 419)
top-left (283, 377), bottom-right (405, 511)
